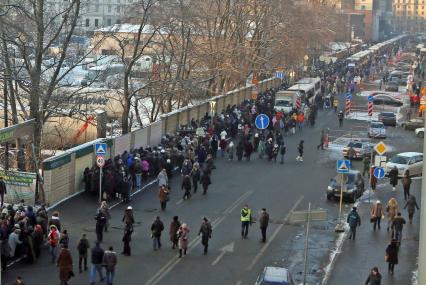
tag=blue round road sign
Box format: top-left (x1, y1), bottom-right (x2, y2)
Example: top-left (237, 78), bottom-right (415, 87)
top-left (255, 114), bottom-right (270, 130)
top-left (368, 95), bottom-right (374, 102)
top-left (373, 167), bottom-right (385, 179)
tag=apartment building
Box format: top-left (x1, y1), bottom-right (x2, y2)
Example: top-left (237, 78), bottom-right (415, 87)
top-left (46, 0), bottom-right (134, 34)
top-left (393, 0), bottom-right (426, 32)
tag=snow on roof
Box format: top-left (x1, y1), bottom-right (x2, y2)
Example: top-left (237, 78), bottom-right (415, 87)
top-left (95, 24), bottom-right (169, 35)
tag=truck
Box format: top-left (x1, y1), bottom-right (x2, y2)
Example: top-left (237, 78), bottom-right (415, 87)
top-left (274, 90), bottom-right (300, 113)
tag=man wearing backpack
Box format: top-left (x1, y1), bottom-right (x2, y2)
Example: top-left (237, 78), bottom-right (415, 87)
top-left (347, 206), bottom-right (361, 240)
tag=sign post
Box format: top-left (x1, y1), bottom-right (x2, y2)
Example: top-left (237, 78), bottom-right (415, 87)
top-left (95, 143), bottom-right (107, 203)
top-left (368, 95), bottom-right (373, 118)
top-left (336, 159), bottom-right (350, 232)
top-left (289, 205), bottom-right (327, 285)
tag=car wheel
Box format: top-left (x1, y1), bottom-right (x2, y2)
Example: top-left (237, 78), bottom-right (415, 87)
top-left (350, 193), bottom-right (356, 203)
top-left (326, 194), bottom-right (333, 201)
top-left (419, 131), bottom-right (424, 138)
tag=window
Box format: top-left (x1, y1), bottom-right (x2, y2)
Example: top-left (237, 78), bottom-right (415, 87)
top-left (117, 5), bottom-right (121, 12)
top-left (108, 5), bottom-right (112, 12)
top-left (95, 5), bottom-right (99, 12)
top-left (116, 19), bottom-right (121, 24)
top-left (107, 19), bottom-right (112, 25)
top-left (361, 5), bottom-right (366, 9)
top-left (95, 19), bottom-right (99, 27)
top-left (85, 18), bottom-right (90, 27)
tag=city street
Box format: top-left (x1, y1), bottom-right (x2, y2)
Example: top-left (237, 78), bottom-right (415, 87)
top-left (2, 88), bottom-right (422, 285)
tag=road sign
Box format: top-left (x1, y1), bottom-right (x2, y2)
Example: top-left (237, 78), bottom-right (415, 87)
top-left (374, 141), bottom-right (387, 155)
top-left (373, 167), bottom-right (386, 179)
top-left (275, 71), bottom-right (284, 79)
top-left (95, 143), bottom-right (107, 155)
top-left (374, 155), bottom-right (387, 167)
top-left (346, 93), bottom-right (352, 100)
top-left (368, 95), bottom-right (374, 102)
top-left (288, 209), bottom-right (328, 223)
top-left (96, 155), bottom-right (105, 167)
top-left (255, 114), bottom-right (270, 130)
top-left (337, 159), bottom-right (351, 173)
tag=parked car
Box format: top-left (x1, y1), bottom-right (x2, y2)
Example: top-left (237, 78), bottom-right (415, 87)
top-left (327, 170), bottom-right (365, 203)
top-left (255, 267), bottom-right (295, 285)
top-left (378, 112), bottom-right (397, 126)
top-left (342, 141), bottom-right (373, 159)
top-left (401, 118), bottom-right (424, 131)
top-left (385, 82), bottom-right (399, 92)
top-left (368, 121), bottom-right (386, 139)
top-left (415, 127), bottom-right (424, 138)
top-left (385, 152), bottom-right (423, 177)
top-left (372, 94), bottom-right (403, 107)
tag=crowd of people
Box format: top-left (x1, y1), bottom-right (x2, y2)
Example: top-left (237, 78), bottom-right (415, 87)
top-left (1, 38), bottom-right (417, 285)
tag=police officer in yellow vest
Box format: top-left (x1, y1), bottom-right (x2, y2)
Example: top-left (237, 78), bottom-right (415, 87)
top-left (241, 204), bottom-right (252, 239)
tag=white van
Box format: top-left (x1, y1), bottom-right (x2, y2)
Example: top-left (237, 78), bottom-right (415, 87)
top-left (274, 90), bottom-right (300, 113)
top-left (296, 77), bottom-right (321, 98)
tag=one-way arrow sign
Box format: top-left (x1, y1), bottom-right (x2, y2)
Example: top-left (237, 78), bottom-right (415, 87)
top-left (211, 242), bottom-right (234, 266)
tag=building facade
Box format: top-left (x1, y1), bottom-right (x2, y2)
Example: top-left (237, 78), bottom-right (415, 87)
top-left (46, 0), bottom-right (133, 34)
top-left (393, 0), bottom-right (426, 32)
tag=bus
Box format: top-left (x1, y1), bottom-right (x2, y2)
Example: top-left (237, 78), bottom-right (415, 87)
top-left (287, 83), bottom-right (316, 104)
top-left (296, 77), bottom-right (321, 98)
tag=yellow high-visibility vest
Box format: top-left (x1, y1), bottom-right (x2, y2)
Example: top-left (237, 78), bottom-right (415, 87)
top-left (241, 208), bottom-right (251, 222)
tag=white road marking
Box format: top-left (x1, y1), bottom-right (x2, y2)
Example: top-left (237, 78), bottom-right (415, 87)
top-left (235, 281), bottom-right (242, 285)
top-left (246, 195), bottom-right (304, 271)
top-left (175, 199), bottom-right (184, 205)
top-left (224, 191), bottom-right (253, 214)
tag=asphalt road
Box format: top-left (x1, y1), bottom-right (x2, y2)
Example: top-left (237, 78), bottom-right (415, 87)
top-left (2, 89), bottom-right (422, 285)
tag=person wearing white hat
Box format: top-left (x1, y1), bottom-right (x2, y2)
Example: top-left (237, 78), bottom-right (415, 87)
top-left (371, 200), bottom-right (384, 231)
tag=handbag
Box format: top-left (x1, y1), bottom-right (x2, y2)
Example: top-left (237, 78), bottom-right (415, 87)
top-left (370, 217), bottom-right (376, 223)
top-left (384, 254), bottom-right (389, 262)
top-left (69, 270), bottom-right (75, 278)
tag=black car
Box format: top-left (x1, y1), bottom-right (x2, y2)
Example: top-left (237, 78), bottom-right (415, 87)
top-left (373, 95), bottom-right (403, 107)
top-left (326, 170), bottom-right (365, 203)
top-left (378, 112), bottom-right (397, 126)
top-left (385, 82), bottom-right (399, 92)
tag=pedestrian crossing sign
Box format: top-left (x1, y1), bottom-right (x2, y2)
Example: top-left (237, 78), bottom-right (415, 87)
top-left (336, 159), bottom-right (351, 173)
top-left (95, 143), bottom-right (107, 155)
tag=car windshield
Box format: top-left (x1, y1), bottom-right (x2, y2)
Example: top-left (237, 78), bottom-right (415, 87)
top-left (380, 113), bottom-right (394, 117)
top-left (275, 100), bottom-right (292, 107)
top-left (391, 155), bottom-right (409, 164)
top-left (348, 142), bottom-right (362, 148)
top-left (371, 123), bottom-right (384, 128)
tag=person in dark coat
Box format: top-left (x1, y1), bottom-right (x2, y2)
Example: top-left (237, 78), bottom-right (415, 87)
top-left (388, 166), bottom-right (399, 191)
top-left (210, 137), bottom-right (218, 158)
top-left (404, 195), bottom-right (420, 224)
top-left (401, 170), bottom-right (411, 201)
top-left (181, 175), bottom-right (192, 200)
top-left (259, 208), bottom-right (269, 243)
top-left (32, 225), bottom-right (44, 258)
top-left (191, 163), bottom-right (201, 193)
top-left (200, 171), bottom-right (211, 195)
top-left (77, 233), bottom-right (90, 273)
top-left (94, 210), bottom-right (107, 243)
top-left (236, 142), bottom-right (244, 161)
top-left (365, 266), bottom-right (382, 285)
top-left (169, 216), bottom-right (181, 249)
top-left (0, 176), bottom-right (7, 207)
top-left (244, 140), bottom-right (253, 161)
top-left (122, 223), bottom-right (133, 256)
top-left (83, 167), bottom-right (92, 193)
top-left (198, 217), bottom-right (212, 254)
top-left (57, 244), bottom-right (73, 285)
top-left (151, 216), bottom-right (164, 251)
top-left (385, 239), bottom-right (399, 274)
top-left (347, 207), bottom-right (361, 240)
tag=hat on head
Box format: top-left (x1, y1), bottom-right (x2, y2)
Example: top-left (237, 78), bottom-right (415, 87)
top-left (352, 206), bottom-right (357, 210)
top-left (376, 200), bottom-right (381, 204)
top-left (127, 206), bottom-right (133, 210)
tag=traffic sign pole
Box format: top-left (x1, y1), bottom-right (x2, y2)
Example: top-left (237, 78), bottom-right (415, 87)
top-left (99, 167), bottom-right (103, 203)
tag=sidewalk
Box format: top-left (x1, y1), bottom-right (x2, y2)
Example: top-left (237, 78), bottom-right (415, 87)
top-left (326, 178), bottom-right (420, 285)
